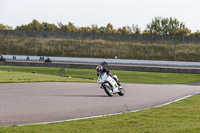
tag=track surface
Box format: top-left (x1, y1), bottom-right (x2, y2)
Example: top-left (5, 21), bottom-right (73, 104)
top-left (1, 82), bottom-right (200, 126)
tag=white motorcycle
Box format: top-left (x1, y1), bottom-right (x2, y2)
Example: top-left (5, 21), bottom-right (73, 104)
top-left (97, 72), bottom-right (125, 97)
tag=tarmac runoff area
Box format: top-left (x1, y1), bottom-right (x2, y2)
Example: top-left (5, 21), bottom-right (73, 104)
top-left (1, 82), bottom-right (200, 126)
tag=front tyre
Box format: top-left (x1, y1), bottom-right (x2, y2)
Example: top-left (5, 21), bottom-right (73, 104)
top-left (103, 84), bottom-right (113, 97)
top-left (118, 87), bottom-right (125, 96)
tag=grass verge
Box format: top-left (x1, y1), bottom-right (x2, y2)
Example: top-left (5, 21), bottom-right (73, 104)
top-left (1, 65), bottom-right (200, 84)
top-left (0, 70), bottom-right (93, 83)
top-left (0, 94), bottom-right (200, 132)
top-left (0, 66), bottom-right (95, 83)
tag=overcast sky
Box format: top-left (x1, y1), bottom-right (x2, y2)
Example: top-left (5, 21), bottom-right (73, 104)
top-left (1, 0), bottom-right (200, 32)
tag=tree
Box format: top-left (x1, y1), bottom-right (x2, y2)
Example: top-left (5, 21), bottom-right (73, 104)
top-left (15, 19), bottom-right (59, 31)
top-left (146, 17), bottom-right (191, 36)
top-left (91, 24), bottom-right (100, 33)
top-left (117, 26), bottom-right (129, 34)
top-left (99, 26), bottom-right (107, 33)
top-left (0, 24), bottom-right (13, 30)
top-left (78, 26), bottom-right (91, 33)
top-left (132, 24), bottom-right (141, 34)
top-left (42, 22), bottom-right (58, 31)
top-left (142, 29), bottom-right (151, 35)
top-left (67, 22), bottom-right (77, 32)
top-left (190, 30), bottom-right (200, 37)
top-left (15, 19), bottom-right (43, 31)
top-left (58, 22), bottom-right (65, 31)
top-left (106, 23), bottom-right (114, 33)
top-left (31, 19), bottom-right (42, 31)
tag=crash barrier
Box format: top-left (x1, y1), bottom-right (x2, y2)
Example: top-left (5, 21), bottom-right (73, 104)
top-left (1, 61), bottom-right (200, 74)
top-left (2, 55), bottom-right (46, 61)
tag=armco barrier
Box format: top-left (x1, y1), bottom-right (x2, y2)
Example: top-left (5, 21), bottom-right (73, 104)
top-left (1, 61), bottom-right (200, 74)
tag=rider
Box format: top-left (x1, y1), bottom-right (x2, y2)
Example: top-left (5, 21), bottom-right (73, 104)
top-left (0, 55), bottom-right (5, 61)
top-left (96, 61), bottom-right (122, 88)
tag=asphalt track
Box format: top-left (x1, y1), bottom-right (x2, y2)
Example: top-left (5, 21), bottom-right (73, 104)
top-left (1, 82), bottom-right (200, 126)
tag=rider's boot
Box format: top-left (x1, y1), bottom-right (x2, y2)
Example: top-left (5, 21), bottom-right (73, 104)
top-left (112, 75), bottom-right (123, 89)
top-left (100, 85), bottom-right (103, 89)
top-left (117, 82), bottom-right (123, 89)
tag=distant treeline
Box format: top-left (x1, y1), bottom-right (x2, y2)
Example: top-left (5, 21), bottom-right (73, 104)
top-left (1, 17), bottom-right (200, 37)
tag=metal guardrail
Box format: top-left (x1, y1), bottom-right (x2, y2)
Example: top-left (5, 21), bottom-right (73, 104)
top-left (2, 55), bottom-right (200, 67)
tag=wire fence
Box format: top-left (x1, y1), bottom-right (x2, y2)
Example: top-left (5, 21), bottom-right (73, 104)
top-left (1, 30), bottom-right (200, 43)
top-left (0, 30), bottom-right (200, 61)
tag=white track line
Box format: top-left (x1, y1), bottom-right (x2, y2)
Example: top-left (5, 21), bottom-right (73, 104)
top-left (18, 91), bottom-right (200, 126)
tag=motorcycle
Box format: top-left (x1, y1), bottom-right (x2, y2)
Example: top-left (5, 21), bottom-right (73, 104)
top-left (44, 57), bottom-right (52, 63)
top-left (97, 72), bottom-right (125, 97)
top-left (0, 55), bottom-right (6, 61)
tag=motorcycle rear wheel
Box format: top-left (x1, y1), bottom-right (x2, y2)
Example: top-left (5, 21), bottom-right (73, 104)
top-left (103, 85), bottom-right (113, 97)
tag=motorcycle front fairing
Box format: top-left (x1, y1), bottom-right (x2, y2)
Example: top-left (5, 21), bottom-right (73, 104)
top-left (97, 72), bottom-right (119, 93)
top-left (97, 72), bottom-right (110, 84)
top-left (106, 76), bottom-right (119, 93)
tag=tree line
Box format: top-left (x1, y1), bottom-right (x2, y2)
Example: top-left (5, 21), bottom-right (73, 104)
top-left (1, 17), bottom-right (200, 37)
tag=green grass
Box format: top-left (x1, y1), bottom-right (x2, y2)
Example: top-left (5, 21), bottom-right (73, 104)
top-left (0, 70), bottom-right (92, 83)
top-left (0, 94), bottom-right (200, 133)
top-left (1, 65), bottom-right (200, 84)
top-left (1, 36), bottom-right (200, 61)
top-left (113, 70), bottom-right (200, 84)
top-left (0, 65), bottom-right (96, 83)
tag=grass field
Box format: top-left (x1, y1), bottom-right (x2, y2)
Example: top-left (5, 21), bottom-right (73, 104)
top-left (1, 65), bottom-right (200, 84)
top-left (1, 65), bottom-right (200, 132)
top-left (0, 70), bottom-right (92, 83)
top-left (1, 36), bottom-right (200, 61)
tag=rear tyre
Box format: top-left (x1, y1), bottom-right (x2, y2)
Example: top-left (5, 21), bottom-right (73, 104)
top-left (118, 87), bottom-right (125, 96)
top-left (103, 84), bottom-right (113, 97)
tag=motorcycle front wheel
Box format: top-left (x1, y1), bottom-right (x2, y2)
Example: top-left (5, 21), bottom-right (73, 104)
top-left (103, 84), bottom-right (114, 97)
top-left (118, 88), bottom-right (125, 96)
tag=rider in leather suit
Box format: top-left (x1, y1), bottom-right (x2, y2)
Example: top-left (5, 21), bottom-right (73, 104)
top-left (96, 61), bottom-right (122, 88)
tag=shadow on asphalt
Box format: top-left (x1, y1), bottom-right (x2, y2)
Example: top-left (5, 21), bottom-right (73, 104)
top-left (55, 95), bottom-right (108, 97)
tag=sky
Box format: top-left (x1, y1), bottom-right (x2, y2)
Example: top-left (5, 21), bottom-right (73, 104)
top-left (0, 0), bottom-right (200, 32)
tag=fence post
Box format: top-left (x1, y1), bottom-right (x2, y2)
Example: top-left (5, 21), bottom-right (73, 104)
top-left (174, 43), bottom-right (176, 61)
top-left (182, 35), bottom-right (185, 43)
top-left (146, 43), bottom-right (149, 60)
top-left (90, 33), bottom-right (93, 58)
top-left (7, 30), bottom-right (9, 55)
top-left (34, 38), bottom-right (37, 56)
top-left (90, 44), bottom-right (93, 58)
top-left (118, 41), bottom-right (121, 59)
top-left (69, 32), bottom-right (71, 39)
top-left (62, 39), bottom-right (64, 57)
